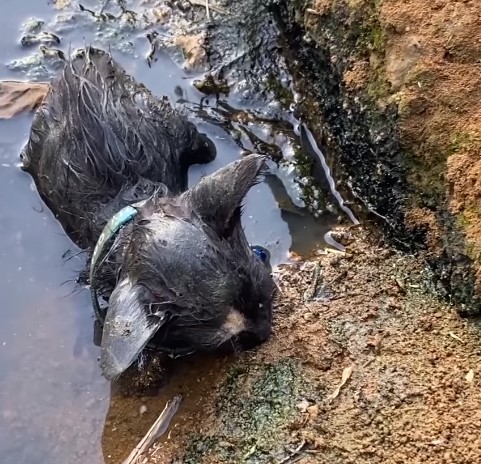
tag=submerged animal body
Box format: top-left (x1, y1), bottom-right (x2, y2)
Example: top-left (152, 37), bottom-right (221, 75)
top-left (21, 47), bottom-right (276, 380)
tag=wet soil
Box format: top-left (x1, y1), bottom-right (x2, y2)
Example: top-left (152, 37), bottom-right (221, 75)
top-left (103, 226), bottom-right (481, 463)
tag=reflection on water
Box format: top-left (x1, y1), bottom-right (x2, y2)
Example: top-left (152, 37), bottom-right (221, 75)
top-left (0, 115), bottom-right (109, 464)
top-left (0, 1), bottom-right (336, 463)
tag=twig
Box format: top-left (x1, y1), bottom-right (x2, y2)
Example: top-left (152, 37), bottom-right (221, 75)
top-left (278, 440), bottom-right (307, 464)
top-left (188, 0), bottom-right (228, 15)
top-left (326, 365), bottom-right (354, 401)
top-left (122, 395), bottom-right (182, 464)
top-left (205, 0), bottom-right (210, 21)
top-left (303, 262), bottom-right (321, 302)
top-left (100, 0), bottom-right (111, 14)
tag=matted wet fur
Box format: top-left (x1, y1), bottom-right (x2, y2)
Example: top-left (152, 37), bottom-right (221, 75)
top-left (21, 47), bottom-right (276, 382)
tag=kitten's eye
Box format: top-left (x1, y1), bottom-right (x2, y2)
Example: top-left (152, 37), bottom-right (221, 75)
top-left (250, 245), bottom-right (270, 265)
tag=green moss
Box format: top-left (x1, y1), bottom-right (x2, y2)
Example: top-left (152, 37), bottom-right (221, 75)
top-left (290, 143), bottom-right (330, 214)
top-left (183, 436), bottom-right (220, 464)
top-left (181, 359), bottom-right (314, 463)
top-left (292, 143), bottom-right (314, 178)
top-left (446, 132), bottom-right (477, 156)
top-left (366, 67), bottom-right (390, 100)
top-left (369, 24), bottom-right (384, 52)
top-left (456, 213), bottom-right (469, 229)
top-left (403, 132), bottom-right (481, 210)
top-left (455, 205), bottom-right (481, 263)
top-left (265, 73), bottom-right (294, 108)
top-left (346, 0), bottom-right (386, 56)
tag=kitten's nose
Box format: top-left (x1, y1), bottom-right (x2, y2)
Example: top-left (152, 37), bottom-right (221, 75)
top-left (238, 324), bottom-right (272, 350)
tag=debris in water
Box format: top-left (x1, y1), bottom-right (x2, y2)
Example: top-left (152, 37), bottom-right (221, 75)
top-left (193, 73), bottom-right (230, 96)
top-left (0, 81), bottom-right (48, 119)
top-left (53, 0), bottom-right (71, 9)
top-left (39, 46), bottom-right (66, 62)
top-left (188, 0), bottom-right (228, 16)
top-left (175, 33), bottom-right (207, 71)
top-left (122, 395), bottom-right (182, 464)
top-left (20, 31), bottom-right (61, 47)
top-left (22, 18), bottom-right (45, 34)
top-left (327, 365), bottom-right (354, 401)
top-left (146, 31), bottom-right (159, 67)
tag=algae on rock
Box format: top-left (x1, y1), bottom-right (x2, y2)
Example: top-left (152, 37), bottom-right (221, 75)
top-left (270, 0), bottom-right (481, 313)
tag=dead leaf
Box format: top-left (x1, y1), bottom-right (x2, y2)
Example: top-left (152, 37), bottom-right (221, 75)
top-left (430, 438), bottom-right (444, 446)
top-left (327, 365), bottom-right (354, 401)
top-left (466, 369), bottom-right (474, 383)
top-left (307, 404), bottom-right (319, 420)
top-left (122, 395), bottom-right (182, 464)
top-left (174, 33), bottom-right (207, 71)
top-left (289, 251), bottom-right (302, 261)
top-left (395, 277), bottom-right (406, 291)
top-left (152, 6), bottom-right (171, 24)
top-left (0, 81), bottom-right (49, 119)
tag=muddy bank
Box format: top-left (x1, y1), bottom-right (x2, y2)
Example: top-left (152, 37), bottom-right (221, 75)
top-left (270, 0), bottom-right (481, 314)
top-left (102, 226), bottom-right (481, 463)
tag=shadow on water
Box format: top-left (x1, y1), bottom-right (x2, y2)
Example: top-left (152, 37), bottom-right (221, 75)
top-left (0, 1), bottom-right (340, 463)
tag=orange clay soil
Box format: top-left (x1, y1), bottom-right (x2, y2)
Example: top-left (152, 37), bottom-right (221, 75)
top-left (380, 0), bottom-right (481, 277)
top-left (315, 0), bottom-right (481, 285)
top-left (100, 226), bottom-right (481, 464)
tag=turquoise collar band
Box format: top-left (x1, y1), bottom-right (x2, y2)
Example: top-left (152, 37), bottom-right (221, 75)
top-left (89, 201), bottom-right (146, 322)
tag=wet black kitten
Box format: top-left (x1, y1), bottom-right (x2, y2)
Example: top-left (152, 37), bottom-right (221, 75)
top-left (21, 47), bottom-right (275, 380)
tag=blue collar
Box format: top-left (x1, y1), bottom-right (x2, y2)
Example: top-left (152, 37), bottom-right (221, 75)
top-left (89, 201), bottom-right (146, 322)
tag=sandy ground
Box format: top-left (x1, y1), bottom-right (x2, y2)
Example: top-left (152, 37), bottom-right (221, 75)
top-left (100, 225), bottom-right (481, 463)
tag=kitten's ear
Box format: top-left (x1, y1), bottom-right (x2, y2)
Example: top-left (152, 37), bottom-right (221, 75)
top-left (99, 278), bottom-right (166, 380)
top-left (182, 154), bottom-right (266, 237)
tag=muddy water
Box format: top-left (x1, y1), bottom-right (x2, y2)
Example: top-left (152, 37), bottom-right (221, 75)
top-left (0, 1), bottom-right (336, 463)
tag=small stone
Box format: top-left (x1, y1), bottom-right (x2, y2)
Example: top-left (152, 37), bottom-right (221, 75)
top-left (296, 399), bottom-right (310, 412)
top-left (466, 369), bottom-right (474, 383)
top-left (140, 404), bottom-right (148, 415)
top-left (307, 404), bottom-right (319, 420)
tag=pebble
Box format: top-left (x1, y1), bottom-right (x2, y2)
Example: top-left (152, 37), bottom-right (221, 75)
top-left (296, 399), bottom-right (310, 412)
top-left (140, 405), bottom-right (148, 415)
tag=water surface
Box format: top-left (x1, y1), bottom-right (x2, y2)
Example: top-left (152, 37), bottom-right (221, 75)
top-left (0, 2), bottom-right (334, 463)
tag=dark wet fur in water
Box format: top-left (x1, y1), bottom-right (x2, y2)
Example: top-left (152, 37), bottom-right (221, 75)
top-left (21, 47), bottom-right (276, 381)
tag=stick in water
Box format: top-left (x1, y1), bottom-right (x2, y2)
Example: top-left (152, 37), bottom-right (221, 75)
top-left (122, 395), bottom-right (182, 464)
